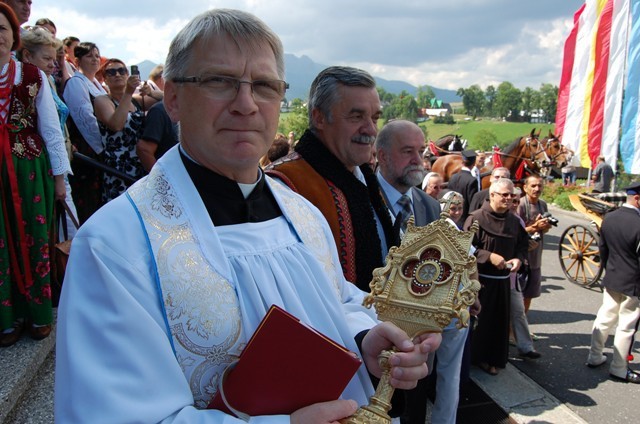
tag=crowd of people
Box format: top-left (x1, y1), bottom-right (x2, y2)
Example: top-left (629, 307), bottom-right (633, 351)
top-left (0, 0), bottom-right (178, 349)
top-left (1, 2), bottom-right (638, 424)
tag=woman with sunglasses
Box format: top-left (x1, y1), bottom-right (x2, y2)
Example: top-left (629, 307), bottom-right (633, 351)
top-left (93, 59), bottom-right (147, 202)
top-left (0, 5), bottom-right (71, 347)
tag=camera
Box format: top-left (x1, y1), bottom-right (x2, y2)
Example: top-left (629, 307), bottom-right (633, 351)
top-left (542, 212), bottom-right (559, 227)
top-left (530, 232), bottom-right (542, 242)
top-left (130, 65), bottom-right (140, 77)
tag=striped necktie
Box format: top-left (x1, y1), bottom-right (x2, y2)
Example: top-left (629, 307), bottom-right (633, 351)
top-left (397, 194), bottom-right (413, 233)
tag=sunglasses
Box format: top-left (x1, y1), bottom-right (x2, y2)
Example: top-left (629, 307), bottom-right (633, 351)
top-left (104, 67), bottom-right (127, 77)
top-left (493, 192), bottom-right (515, 198)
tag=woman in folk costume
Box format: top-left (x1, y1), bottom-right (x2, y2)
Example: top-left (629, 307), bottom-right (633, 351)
top-left (0, 4), bottom-right (70, 347)
top-left (19, 26), bottom-right (80, 240)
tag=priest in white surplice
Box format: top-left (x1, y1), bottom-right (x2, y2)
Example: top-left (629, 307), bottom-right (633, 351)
top-left (54, 9), bottom-right (441, 424)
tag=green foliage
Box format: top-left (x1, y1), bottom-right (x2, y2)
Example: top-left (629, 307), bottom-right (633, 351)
top-left (382, 92), bottom-right (419, 122)
top-left (278, 106), bottom-right (309, 138)
top-left (540, 182), bottom-right (586, 211)
top-left (495, 81), bottom-right (522, 121)
top-left (416, 85), bottom-right (436, 108)
top-left (539, 83), bottom-right (558, 123)
top-left (473, 129), bottom-right (499, 151)
top-left (433, 115), bottom-right (455, 124)
top-left (457, 84), bottom-right (484, 118)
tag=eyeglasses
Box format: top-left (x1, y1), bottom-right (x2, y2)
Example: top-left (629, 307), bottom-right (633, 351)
top-left (492, 192), bottom-right (516, 198)
top-left (104, 67), bottom-right (127, 77)
top-left (172, 75), bottom-right (289, 102)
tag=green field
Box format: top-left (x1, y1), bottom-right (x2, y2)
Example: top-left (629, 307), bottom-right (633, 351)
top-left (421, 116), bottom-right (556, 149)
top-left (279, 111), bottom-right (556, 151)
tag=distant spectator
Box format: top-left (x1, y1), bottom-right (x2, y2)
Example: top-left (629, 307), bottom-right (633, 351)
top-left (136, 101), bottom-right (178, 173)
top-left (136, 64), bottom-right (164, 110)
top-left (20, 25), bottom-right (80, 239)
top-left (440, 190), bottom-right (464, 229)
top-left (287, 130), bottom-right (296, 146)
top-left (469, 167), bottom-right (510, 212)
top-left (94, 58), bottom-right (147, 201)
top-left (62, 36), bottom-right (79, 75)
top-left (592, 155), bottom-right (614, 193)
top-left (509, 187), bottom-right (541, 360)
top-left (1, 0), bottom-right (30, 25)
top-left (471, 150), bottom-right (486, 190)
top-left (561, 148), bottom-right (577, 186)
top-left (421, 171), bottom-right (443, 199)
top-left (260, 133), bottom-right (289, 167)
top-left (34, 17), bottom-right (55, 36)
top-left (422, 150), bottom-right (432, 172)
top-left (448, 149), bottom-right (478, 221)
top-left (63, 41), bottom-right (108, 223)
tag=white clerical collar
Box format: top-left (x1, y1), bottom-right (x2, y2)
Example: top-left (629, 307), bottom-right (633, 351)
top-left (179, 144), bottom-right (261, 199)
top-left (237, 169), bottom-right (262, 199)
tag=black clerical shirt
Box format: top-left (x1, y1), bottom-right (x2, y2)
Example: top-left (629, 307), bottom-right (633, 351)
top-left (180, 152), bottom-right (282, 226)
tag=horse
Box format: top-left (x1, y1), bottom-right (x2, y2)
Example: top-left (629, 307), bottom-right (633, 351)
top-left (436, 134), bottom-right (466, 152)
top-left (426, 134), bottom-right (466, 159)
top-left (539, 131), bottom-right (569, 170)
top-left (432, 128), bottom-right (546, 188)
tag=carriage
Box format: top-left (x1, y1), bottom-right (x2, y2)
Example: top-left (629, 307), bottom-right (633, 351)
top-left (557, 192), bottom-right (626, 287)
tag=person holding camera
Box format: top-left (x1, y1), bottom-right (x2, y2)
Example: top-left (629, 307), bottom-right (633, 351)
top-left (93, 59), bottom-right (150, 202)
top-left (517, 175), bottom-right (553, 320)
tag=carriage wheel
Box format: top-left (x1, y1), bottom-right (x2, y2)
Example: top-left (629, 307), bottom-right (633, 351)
top-left (557, 224), bottom-right (602, 287)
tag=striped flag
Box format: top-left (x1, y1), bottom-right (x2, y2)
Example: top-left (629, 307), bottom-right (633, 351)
top-left (556, 0), bottom-right (631, 172)
top-left (620, 0), bottom-right (640, 173)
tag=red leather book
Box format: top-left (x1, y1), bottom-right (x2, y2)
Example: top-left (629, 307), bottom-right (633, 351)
top-left (208, 304), bottom-right (362, 417)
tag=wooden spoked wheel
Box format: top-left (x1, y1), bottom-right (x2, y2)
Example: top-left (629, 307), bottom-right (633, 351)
top-left (558, 224), bottom-right (602, 287)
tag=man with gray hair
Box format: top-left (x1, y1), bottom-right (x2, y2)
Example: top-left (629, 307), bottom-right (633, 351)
top-left (267, 66), bottom-right (395, 292)
top-left (55, 10), bottom-right (440, 423)
top-left (468, 166), bottom-right (510, 212)
top-left (376, 120), bottom-right (463, 424)
top-left (464, 178), bottom-right (528, 376)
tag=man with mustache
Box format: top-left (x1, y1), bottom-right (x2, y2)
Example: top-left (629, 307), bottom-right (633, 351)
top-left (375, 120), bottom-right (440, 236)
top-left (377, 120), bottom-right (463, 424)
top-left (267, 66), bottom-right (395, 292)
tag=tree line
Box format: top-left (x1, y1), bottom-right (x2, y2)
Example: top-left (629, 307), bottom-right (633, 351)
top-left (279, 81), bottom-right (559, 139)
top-left (456, 82), bottom-right (558, 122)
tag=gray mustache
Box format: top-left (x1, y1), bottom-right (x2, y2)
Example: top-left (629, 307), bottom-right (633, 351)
top-left (352, 135), bottom-right (376, 144)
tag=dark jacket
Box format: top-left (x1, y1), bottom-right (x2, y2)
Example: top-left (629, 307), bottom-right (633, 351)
top-left (599, 206), bottom-right (640, 296)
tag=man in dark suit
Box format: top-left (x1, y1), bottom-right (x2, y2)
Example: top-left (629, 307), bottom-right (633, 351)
top-left (587, 181), bottom-right (640, 383)
top-left (376, 120), bottom-right (463, 424)
top-left (448, 150), bottom-right (479, 221)
top-left (375, 120), bottom-right (440, 232)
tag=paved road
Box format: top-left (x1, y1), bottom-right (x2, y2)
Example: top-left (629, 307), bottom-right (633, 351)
top-left (509, 205), bottom-right (640, 424)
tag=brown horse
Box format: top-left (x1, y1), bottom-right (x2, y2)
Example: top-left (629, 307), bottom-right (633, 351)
top-left (432, 128), bottom-right (546, 187)
top-left (540, 130), bottom-right (569, 169)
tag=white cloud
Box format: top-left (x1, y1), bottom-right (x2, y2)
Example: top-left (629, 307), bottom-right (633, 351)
top-left (32, 0), bottom-right (584, 90)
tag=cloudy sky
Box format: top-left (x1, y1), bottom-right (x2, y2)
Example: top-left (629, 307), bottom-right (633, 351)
top-left (34, 0), bottom-right (584, 91)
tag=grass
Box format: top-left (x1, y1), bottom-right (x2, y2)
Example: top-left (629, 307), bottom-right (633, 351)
top-left (280, 111), bottom-right (557, 149)
top-left (421, 116), bottom-right (556, 147)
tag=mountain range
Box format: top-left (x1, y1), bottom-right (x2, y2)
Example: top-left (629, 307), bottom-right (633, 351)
top-left (135, 54), bottom-right (461, 103)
